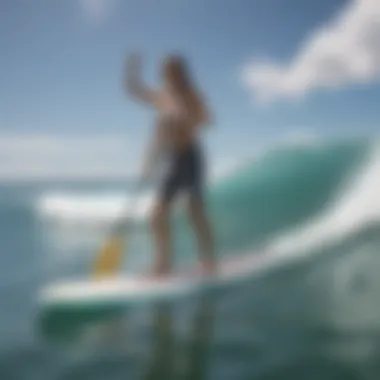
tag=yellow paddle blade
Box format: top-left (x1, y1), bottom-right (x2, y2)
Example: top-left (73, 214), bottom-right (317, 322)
top-left (93, 234), bottom-right (126, 278)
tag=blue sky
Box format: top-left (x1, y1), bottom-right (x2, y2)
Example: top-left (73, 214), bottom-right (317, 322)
top-left (1, 0), bottom-right (379, 180)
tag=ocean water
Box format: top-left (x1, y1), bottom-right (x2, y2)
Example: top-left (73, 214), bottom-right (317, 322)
top-left (2, 137), bottom-right (380, 379)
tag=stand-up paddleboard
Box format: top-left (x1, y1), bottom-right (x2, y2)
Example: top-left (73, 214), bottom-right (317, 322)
top-left (38, 249), bottom-right (283, 313)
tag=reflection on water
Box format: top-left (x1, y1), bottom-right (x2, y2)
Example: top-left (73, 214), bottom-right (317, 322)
top-left (38, 292), bottom-right (216, 379)
top-left (143, 295), bottom-right (214, 380)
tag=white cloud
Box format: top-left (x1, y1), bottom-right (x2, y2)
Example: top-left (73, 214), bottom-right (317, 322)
top-left (243, 0), bottom-right (380, 104)
top-left (0, 133), bottom-right (139, 181)
top-left (79, 0), bottom-right (115, 23)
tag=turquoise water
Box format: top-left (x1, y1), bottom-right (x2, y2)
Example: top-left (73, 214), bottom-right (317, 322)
top-left (2, 136), bottom-right (380, 379)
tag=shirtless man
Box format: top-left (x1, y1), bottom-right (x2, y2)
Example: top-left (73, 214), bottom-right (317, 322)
top-left (125, 53), bottom-right (215, 277)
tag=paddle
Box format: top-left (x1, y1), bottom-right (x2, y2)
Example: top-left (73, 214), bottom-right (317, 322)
top-left (92, 181), bottom-right (143, 278)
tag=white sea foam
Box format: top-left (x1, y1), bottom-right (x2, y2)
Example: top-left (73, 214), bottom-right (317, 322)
top-left (36, 191), bottom-right (154, 225)
top-left (271, 141), bottom-right (380, 257)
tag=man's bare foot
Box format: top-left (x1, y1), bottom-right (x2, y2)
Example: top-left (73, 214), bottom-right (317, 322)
top-left (196, 260), bottom-right (217, 276)
top-left (146, 264), bottom-right (172, 280)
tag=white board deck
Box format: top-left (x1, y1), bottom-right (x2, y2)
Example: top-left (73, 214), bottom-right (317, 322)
top-left (39, 249), bottom-right (284, 311)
